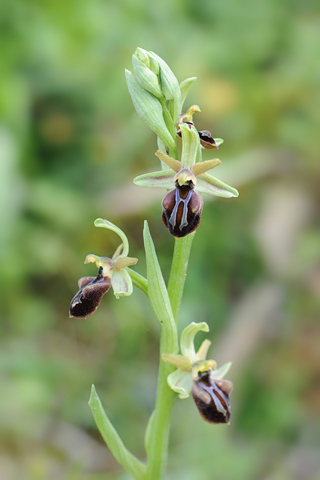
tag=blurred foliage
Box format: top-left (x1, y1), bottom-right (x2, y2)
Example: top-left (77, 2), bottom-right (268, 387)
top-left (0, 0), bottom-right (319, 479)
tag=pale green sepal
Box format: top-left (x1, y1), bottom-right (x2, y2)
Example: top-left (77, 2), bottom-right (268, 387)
top-left (151, 52), bottom-right (181, 124)
top-left (211, 362), bottom-right (232, 380)
top-left (125, 70), bottom-right (176, 152)
top-left (196, 173), bottom-right (239, 198)
top-left (180, 123), bottom-right (200, 169)
top-left (180, 77), bottom-right (197, 110)
top-left (89, 385), bottom-right (146, 480)
top-left (94, 218), bottom-right (130, 257)
top-left (134, 170), bottom-right (175, 189)
top-left (132, 54), bottom-right (162, 98)
top-left (143, 221), bottom-right (178, 352)
top-left (215, 138), bottom-right (224, 147)
top-left (162, 353), bottom-right (191, 371)
top-left (167, 370), bottom-right (193, 399)
top-left (111, 269), bottom-right (133, 298)
top-left (180, 322), bottom-right (209, 359)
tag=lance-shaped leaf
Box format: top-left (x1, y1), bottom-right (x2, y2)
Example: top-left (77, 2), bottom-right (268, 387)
top-left (196, 173), bottom-right (239, 198)
top-left (143, 221), bottom-right (177, 351)
top-left (125, 69), bottom-right (176, 151)
top-left (89, 385), bottom-right (146, 480)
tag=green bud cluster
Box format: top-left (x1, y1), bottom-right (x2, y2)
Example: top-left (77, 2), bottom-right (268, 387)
top-left (126, 47), bottom-right (196, 154)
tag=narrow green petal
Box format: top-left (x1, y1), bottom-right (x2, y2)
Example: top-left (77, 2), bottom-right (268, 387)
top-left (192, 158), bottom-right (221, 176)
top-left (162, 353), bottom-right (191, 371)
top-left (196, 339), bottom-right (212, 361)
top-left (196, 173), bottom-right (239, 198)
top-left (94, 219), bottom-right (130, 258)
top-left (180, 322), bottom-right (209, 359)
top-left (167, 370), bottom-right (193, 399)
top-left (89, 385), bottom-right (146, 479)
top-left (134, 170), bottom-right (175, 189)
top-left (111, 269), bottom-right (133, 298)
top-left (155, 150), bottom-right (182, 173)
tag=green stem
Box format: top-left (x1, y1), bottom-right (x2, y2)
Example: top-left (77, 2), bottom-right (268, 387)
top-left (127, 268), bottom-right (149, 297)
top-left (146, 233), bottom-right (195, 480)
top-left (168, 232), bottom-right (196, 322)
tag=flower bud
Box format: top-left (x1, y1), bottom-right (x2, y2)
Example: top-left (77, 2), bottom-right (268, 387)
top-left (132, 51), bottom-right (163, 98)
top-left (162, 169), bottom-right (203, 238)
top-left (192, 369), bottom-right (233, 424)
top-left (69, 267), bottom-right (111, 318)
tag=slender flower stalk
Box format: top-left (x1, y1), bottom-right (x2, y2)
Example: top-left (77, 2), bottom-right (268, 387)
top-left (69, 48), bottom-right (238, 480)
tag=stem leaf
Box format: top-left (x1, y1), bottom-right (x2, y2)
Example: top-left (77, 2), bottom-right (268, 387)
top-left (89, 385), bottom-right (146, 480)
top-left (143, 221), bottom-right (177, 346)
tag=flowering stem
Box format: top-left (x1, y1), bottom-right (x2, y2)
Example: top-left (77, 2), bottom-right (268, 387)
top-left (168, 232), bottom-right (196, 322)
top-left (145, 232), bottom-right (195, 480)
top-left (127, 268), bottom-right (149, 297)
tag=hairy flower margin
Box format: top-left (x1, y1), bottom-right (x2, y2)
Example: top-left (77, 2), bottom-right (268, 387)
top-left (162, 322), bottom-right (233, 424)
top-left (69, 219), bottom-right (137, 318)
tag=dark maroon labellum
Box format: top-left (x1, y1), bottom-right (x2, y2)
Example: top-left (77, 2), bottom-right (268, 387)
top-left (162, 184), bottom-right (203, 238)
top-left (192, 370), bottom-right (233, 424)
top-left (69, 267), bottom-right (111, 318)
top-left (198, 130), bottom-right (218, 149)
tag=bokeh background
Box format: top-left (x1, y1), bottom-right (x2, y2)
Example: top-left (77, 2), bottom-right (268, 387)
top-left (1, 0), bottom-right (319, 479)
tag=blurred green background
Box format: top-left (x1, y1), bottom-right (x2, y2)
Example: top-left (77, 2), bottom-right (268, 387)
top-left (1, 0), bottom-right (319, 479)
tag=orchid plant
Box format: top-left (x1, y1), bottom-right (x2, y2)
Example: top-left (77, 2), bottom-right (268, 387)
top-left (69, 48), bottom-right (238, 480)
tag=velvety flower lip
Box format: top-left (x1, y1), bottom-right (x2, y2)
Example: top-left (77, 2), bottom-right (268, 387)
top-left (162, 322), bottom-right (233, 424)
top-left (69, 267), bottom-right (111, 318)
top-left (69, 219), bottom-right (138, 318)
